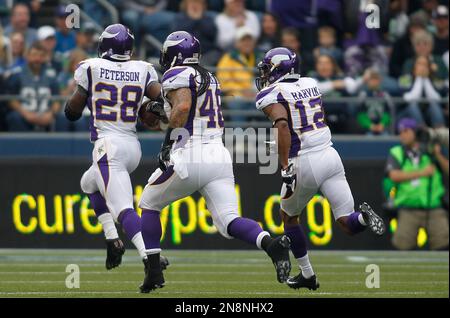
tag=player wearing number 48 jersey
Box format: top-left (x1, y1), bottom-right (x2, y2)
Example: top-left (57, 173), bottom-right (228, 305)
top-left (64, 24), bottom-right (169, 271)
top-left (255, 47), bottom-right (386, 291)
top-left (138, 31), bottom-right (292, 293)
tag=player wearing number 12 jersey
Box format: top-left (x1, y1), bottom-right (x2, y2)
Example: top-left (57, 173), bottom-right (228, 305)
top-left (138, 31), bottom-right (292, 293)
top-left (64, 24), bottom-right (168, 271)
top-left (255, 47), bottom-right (386, 290)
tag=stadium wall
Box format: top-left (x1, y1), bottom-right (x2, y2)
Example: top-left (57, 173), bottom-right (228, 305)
top-left (0, 158), bottom-right (409, 250)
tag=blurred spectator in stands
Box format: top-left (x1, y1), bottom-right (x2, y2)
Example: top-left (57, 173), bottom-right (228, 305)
top-left (215, 0), bottom-right (261, 51)
top-left (387, 0), bottom-right (410, 43)
top-left (270, 0), bottom-right (323, 52)
top-left (400, 56), bottom-right (446, 128)
top-left (386, 117), bottom-right (448, 251)
top-left (281, 27), bottom-right (313, 74)
top-left (122, 0), bottom-right (175, 44)
top-left (54, 5), bottom-right (76, 54)
top-left (356, 68), bottom-right (393, 135)
top-left (410, 0), bottom-right (439, 32)
top-left (313, 26), bottom-right (343, 67)
top-left (0, 24), bottom-right (11, 72)
top-left (401, 30), bottom-right (448, 83)
top-left (8, 31), bottom-right (26, 70)
top-left (172, 0), bottom-right (220, 66)
top-left (431, 5), bottom-right (449, 56)
top-left (390, 17), bottom-right (427, 78)
top-left (37, 26), bottom-right (62, 76)
top-left (217, 27), bottom-right (262, 122)
top-left (2, 3), bottom-right (37, 47)
top-left (257, 13), bottom-right (281, 53)
top-left (83, 0), bottom-right (121, 27)
top-left (5, 42), bottom-right (60, 131)
top-left (308, 54), bottom-right (361, 133)
top-left (28, 0), bottom-right (42, 28)
top-left (75, 23), bottom-right (98, 57)
top-left (344, 8), bottom-right (389, 77)
top-left (55, 49), bottom-right (90, 132)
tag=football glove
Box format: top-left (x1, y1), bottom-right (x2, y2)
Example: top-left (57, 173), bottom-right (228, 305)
top-left (281, 162), bottom-right (296, 199)
top-left (145, 100), bottom-right (168, 123)
top-left (158, 142), bottom-right (172, 171)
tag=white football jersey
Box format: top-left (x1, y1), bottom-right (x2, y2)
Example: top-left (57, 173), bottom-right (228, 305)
top-left (161, 66), bottom-right (224, 148)
top-left (256, 75), bottom-right (332, 156)
top-left (75, 57), bottom-right (158, 141)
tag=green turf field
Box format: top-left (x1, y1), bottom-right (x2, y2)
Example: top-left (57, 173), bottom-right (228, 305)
top-left (0, 249), bottom-right (447, 298)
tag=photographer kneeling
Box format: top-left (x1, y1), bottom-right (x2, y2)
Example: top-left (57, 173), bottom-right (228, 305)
top-left (386, 118), bottom-right (449, 250)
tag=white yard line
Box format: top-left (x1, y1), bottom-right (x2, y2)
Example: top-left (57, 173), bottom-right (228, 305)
top-left (0, 263), bottom-right (448, 268)
top-left (0, 271), bottom-right (447, 276)
top-left (0, 280), bottom-right (447, 285)
top-left (0, 290), bottom-right (447, 296)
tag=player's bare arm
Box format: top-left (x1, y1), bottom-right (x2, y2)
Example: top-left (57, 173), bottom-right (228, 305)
top-left (145, 81), bottom-right (162, 100)
top-left (157, 87), bottom-right (192, 171)
top-left (263, 103), bottom-right (290, 169)
top-left (64, 85), bottom-right (88, 121)
top-left (166, 88), bottom-right (192, 128)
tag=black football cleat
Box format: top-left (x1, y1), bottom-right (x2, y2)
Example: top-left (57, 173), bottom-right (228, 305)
top-left (287, 273), bottom-right (320, 290)
top-left (160, 255), bottom-right (170, 271)
top-left (105, 238), bottom-right (125, 270)
top-left (266, 235), bottom-right (291, 283)
top-left (140, 256), bottom-right (165, 293)
top-left (360, 202), bottom-right (385, 236)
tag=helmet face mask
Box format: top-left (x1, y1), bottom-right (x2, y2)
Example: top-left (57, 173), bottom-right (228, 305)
top-left (255, 61), bottom-right (271, 91)
top-left (255, 47), bottom-right (298, 91)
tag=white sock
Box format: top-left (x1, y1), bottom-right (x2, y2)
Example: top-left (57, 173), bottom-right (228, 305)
top-left (131, 232), bottom-right (147, 259)
top-left (358, 213), bottom-right (367, 226)
top-left (297, 254), bottom-right (315, 279)
top-left (97, 213), bottom-right (119, 240)
top-left (256, 231), bottom-right (270, 249)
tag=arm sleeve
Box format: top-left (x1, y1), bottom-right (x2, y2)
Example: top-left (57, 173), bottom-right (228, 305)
top-left (74, 61), bottom-right (89, 91)
top-left (145, 63), bottom-right (159, 89)
top-left (317, 81), bottom-right (334, 94)
top-left (422, 78), bottom-right (441, 101)
top-left (161, 66), bottom-right (193, 97)
top-left (255, 85), bottom-right (280, 111)
top-left (403, 77), bottom-right (424, 102)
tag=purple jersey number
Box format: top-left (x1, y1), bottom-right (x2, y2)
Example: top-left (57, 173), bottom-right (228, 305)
top-left (295, 97), bottom-right (325, 132)
top-left (94, 83), bottom-right (142, 122)
top-left (199, 88), bottom-right (224, 128)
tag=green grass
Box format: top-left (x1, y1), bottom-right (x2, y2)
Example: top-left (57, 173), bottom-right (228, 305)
top-left (0, 249), bottom-right (448, 298)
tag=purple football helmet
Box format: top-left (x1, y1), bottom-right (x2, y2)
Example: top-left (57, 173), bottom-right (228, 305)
top-left (98, 24), bottom-right (134, 61)
top-left (160, 31), bottom-right (201, 70)
top-left (256, 47), bottom-right (299, 90)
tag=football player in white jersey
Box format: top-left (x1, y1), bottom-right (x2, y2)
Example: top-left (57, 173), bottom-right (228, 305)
top-left (64, 24), bottom-right (168, 271)
top-left (138, 31), bottom-right (292, 293)
top-left (255, 47), bottom-right (386, 290)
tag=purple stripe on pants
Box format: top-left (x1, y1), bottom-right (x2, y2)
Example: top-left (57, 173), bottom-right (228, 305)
top-left (151, 165), bottom-right (175, 185)
top-left (97, 154), bottom-right (109, 190)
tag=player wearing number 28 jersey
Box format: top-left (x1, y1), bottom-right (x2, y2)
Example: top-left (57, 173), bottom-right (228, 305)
top-left (138, 31), bottom-right (292, 293)
top-left (64, 24), bottom-right (167, 272)
top-left (255, 47), bottom-right (386, 291)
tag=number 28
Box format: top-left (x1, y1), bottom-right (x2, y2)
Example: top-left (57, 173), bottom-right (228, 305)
top-left (94, 83), bottom-right (142, 122)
